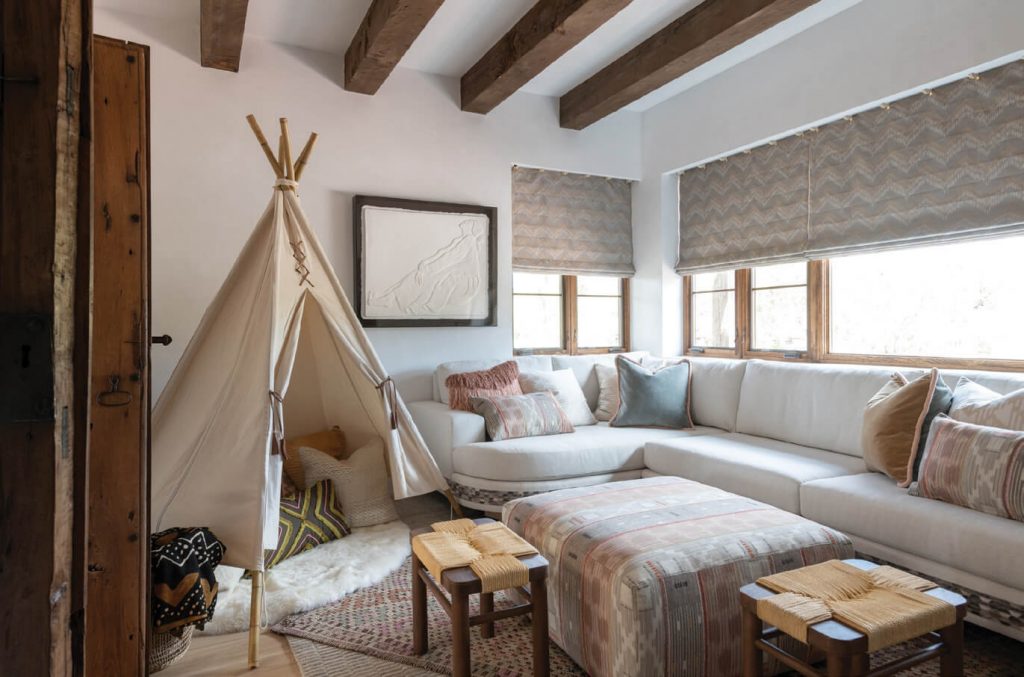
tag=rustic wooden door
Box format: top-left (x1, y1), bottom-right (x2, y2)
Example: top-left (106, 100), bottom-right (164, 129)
top-left (85, 35), bottom-right (150, 676)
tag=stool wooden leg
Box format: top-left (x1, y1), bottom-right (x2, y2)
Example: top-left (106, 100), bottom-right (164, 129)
top-left (480, 592), bottom-right (495, 638)
top-left (531, 578), bottom-right (550, 677)
top-left (452, 590), bottom-right (471, 677)
top-left (939, 619), bottom-right (964, 677)
top-left (740, 606), bottom-right (763, 677)
top-left (411, 553), bottom-right (428, 655)
top-left (826, 652), bottom-right (868, 677)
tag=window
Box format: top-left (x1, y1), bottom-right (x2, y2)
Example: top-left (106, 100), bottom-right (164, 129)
top-left (683, 235), bottom-right (1024, 369)
top-left (750, 262), bottom-right (807, 353)
top-left (829, 236), bottom-right (1024, 361)
top-left (512, 273), bottom-right (563, 351)
top-left (689, 270), bottom-right (736, 350)
top-left (513, 273), bottom-right (629, 354)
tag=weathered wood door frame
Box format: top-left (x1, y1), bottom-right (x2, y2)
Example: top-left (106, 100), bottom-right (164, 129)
top-left (0, 1), bottom-right (90, 674)
top-left (84, 34), bottom-right (151, 676)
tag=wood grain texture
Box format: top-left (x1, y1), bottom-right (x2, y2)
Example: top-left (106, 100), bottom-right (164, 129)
top-left (200, 0), bottom-right (249, 72)
top-left (344, 0), bottom-right (445, 94)
top-left (460, 0), bottom-right (632, 114)
top-left (560, 0), bottom-right (820, 129)
top-left (161, 630), bottom-right (300, 677)
top-left (0, 0), bottom-right (86, 674)
top-left (86, 36), bottom-right (150, 677)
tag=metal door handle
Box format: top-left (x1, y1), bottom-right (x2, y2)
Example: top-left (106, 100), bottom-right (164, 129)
top-left (151, 334), bottom-right (172, 346)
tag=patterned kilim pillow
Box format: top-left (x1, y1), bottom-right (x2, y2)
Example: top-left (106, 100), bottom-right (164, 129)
top-left (910, 415), bottom-right (1024, 522)
top-left (265, 479), bottom-right (351, 569)
top-left (470, 391), bottom-right (575, 441)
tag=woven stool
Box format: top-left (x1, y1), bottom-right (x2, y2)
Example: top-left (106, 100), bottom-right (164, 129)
top-left (410, 518), bottom-right (550, 677)
top-left (740, 558), bottom-right (966, 677)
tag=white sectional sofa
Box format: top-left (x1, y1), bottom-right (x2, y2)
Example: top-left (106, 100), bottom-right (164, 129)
top-left (408, 354), bottom-right (1024, 640)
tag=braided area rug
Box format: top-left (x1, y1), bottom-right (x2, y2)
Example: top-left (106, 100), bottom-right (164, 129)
top-left (272, 557), bottom-right (585, 676)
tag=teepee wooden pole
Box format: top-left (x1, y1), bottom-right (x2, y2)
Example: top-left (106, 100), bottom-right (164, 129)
top-left (248, 570), bottom-right (263, 668)
top-left (294, 132), bottom-right (318, 181)
top-left (246, 114), bottom-right (284, 178)
top-left (279, 117), bottom-right (295, 180)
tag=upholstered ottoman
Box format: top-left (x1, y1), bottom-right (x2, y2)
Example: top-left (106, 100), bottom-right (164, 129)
top-left (503, 476), bottom-right (854, 677)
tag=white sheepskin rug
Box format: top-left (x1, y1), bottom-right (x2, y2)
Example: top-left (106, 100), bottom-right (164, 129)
top-left (199, 520), bottom-right (410, 635)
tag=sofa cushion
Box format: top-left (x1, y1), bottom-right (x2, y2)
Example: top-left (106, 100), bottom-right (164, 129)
top-left (644, 433), bottom-right (866, 513)
top-left (434, 356), bottom-right (552, 404)
top-left (687, 357), bottom-right (747, 431)
top-left (452, 422), bottom-right (719, 483)
top-left (800, 472), bottom-right (1024, 592)
top-left (551, 351), bottom-right (648, 410)
top-left (736, 361), bottom-right (926, 457)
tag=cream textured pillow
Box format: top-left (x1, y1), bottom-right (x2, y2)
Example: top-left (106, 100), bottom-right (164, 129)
top-left (949, 378), bottom-right (1024, 430)
top-left (594, 363), bottom-right (619, 422)
top-left (519, 369), bottom-right (596, 426)
top-left (298, 440), bottom-right (399, 528)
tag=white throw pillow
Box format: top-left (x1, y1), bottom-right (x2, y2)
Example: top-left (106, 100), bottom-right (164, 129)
top-left (298, 440), bottom-right (399, 528)
top-left (594, 363), bottom-right (619, 422)
top-left (949, 378), bottom-right (1024, 430)
top-left (519, 369), bottom-right (596, 426)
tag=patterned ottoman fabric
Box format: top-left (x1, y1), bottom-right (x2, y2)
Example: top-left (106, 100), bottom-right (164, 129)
top-left (503, 476), bottom-right (854, 677)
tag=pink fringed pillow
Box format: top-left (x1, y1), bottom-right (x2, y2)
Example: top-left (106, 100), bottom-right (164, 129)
top-left (446, 360), bottom-right (522, 412)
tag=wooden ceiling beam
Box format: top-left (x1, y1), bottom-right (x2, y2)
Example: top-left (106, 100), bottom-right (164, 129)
top-left (345, 0), bottom-right (446, 95)
top-left (461, 0), bottom-right (633, 115)
top-left (200, 0), bottom-right (250, 72)
top-left (559, 0), bottom-right (820, 130)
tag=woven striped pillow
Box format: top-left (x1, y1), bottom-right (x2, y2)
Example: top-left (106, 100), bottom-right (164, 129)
top-left (910, 415), bottom-right (1024, 522)
top-left (470, 392), bottom-right (575, 441)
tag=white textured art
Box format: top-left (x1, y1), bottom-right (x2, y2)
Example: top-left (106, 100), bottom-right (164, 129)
top-left (362, 205), bottom-right (490, 320)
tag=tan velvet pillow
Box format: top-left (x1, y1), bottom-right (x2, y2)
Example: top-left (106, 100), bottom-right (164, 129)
top-left (283, 426), bottom-right (348, 489)
top-left (862, 370), bottom-right (938, 487)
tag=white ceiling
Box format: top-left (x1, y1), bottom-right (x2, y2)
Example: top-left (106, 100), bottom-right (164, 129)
top-left (96, 0), bottom-right (864, 112)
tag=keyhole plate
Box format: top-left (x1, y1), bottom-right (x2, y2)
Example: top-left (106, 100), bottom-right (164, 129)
top-left (0, 313), bottom-right (55, 423)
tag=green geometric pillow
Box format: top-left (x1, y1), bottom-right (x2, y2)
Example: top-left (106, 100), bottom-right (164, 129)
top-left (265, 479), bottom-right (350, 569)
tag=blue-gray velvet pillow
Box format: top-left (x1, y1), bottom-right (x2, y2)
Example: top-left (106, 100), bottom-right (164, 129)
top-left (610, 356), bottom-right (694, 429)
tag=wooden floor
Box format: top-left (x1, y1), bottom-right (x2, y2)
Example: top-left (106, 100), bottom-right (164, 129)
top-left (161, 493), bottom-right (456, 676)
top-left (162, 631), bottom-right (300, 677)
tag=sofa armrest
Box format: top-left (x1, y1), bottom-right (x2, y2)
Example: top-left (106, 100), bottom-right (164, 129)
top-left (407, 400), bottom-right (486, 478)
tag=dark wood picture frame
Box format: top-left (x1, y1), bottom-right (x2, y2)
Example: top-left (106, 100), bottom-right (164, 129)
top-left (353, 195), bottom-right (497, 328)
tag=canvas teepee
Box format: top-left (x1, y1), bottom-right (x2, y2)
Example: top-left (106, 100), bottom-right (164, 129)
top-left (151, 116), bottom-right (451, 575)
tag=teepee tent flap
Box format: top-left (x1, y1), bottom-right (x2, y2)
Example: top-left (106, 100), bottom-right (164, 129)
top-left (152, 117), bottom-right (450, 572)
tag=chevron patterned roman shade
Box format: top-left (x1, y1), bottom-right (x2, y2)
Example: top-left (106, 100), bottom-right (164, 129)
top-left (512, 166), bottom-right (634, 276)
top-left (675, 59), bottom-right (1024, 273)
top-left (808, 60), bottom-right (1024, 257)
top-left (677, 135), bottom-right (810, 273)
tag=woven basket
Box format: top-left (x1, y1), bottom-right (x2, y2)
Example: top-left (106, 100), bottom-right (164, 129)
top-left (148, 625), bottom-right (193, 673)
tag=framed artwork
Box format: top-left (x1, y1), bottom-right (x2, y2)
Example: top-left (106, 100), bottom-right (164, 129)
top-left (353, 195), bottom-right (497, 327)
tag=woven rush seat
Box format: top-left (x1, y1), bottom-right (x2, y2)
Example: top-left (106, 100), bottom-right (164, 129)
top-left (741, 558), bottom-right (967, 677)
top-left (410, 518), bottom-right (550, 677)
top-left (412, 518), bottom-right (539, 593)
top-left (756, 559), bottom-right (956, 651)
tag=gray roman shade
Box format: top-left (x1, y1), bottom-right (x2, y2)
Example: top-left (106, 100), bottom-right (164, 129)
top-left (676, 59), bottom-right (1024, 273)
top-left (808, 60), bottom-right (1024, 257)
top-left (512, 166), bottom-right (634, 276)
top-left (677, 135), bottom-right (810, 273)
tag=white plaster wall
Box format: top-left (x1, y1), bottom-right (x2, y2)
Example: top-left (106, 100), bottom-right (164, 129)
top-left (95, 10), bottom-right (642, 402)
top-left (631, 0), bottom-right (1024, 357)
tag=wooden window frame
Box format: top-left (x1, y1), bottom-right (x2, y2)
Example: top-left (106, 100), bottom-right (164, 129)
top-left (684, 258), bottom-right (1024, 372)
top-left (514, 275), bottom-right (631, 356)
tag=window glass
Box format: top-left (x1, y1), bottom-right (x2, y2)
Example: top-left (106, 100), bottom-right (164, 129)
top-left (513, 273), bottom-right (562, 350)
top-left (829, 236), bottom-right (1024, 359)
top-left (577, 276), bottom-right (623, 349)
top-left (751, 262), bottom-right (807, 351)
top-left (690, 270), bottom-right (736, 348)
